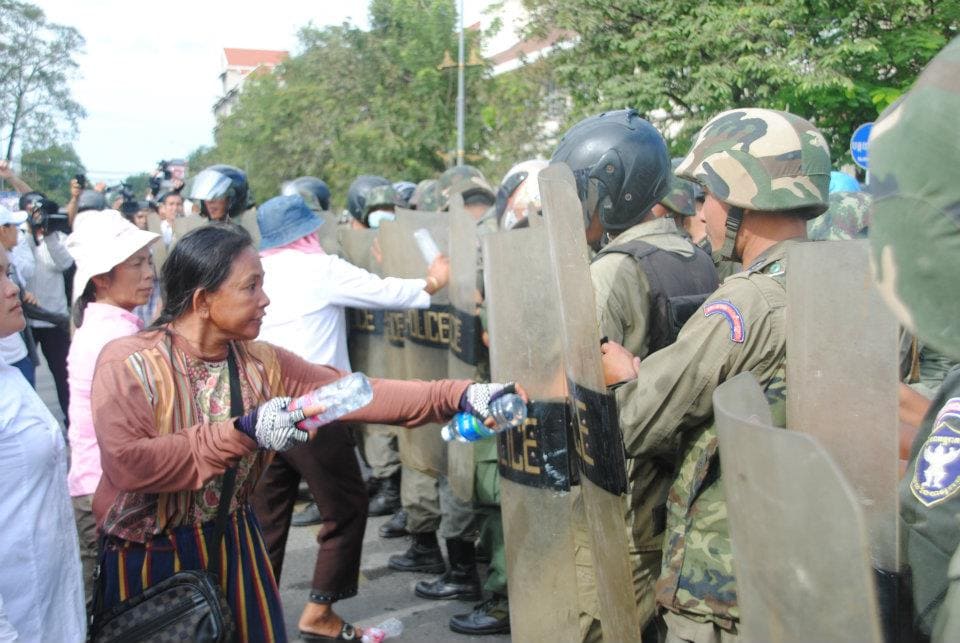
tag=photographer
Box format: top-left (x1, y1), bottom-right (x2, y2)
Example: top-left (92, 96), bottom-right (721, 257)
top-left (21, 192), bottom-right (74, 422)
top-left (67, 176), bottom-right (109, 227)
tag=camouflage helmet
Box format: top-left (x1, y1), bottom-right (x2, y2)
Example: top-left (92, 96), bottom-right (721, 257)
top-left (677, 108), bottom-right (831, 219)
top-left (437, 165), bottom-right (495, 211)
top-left (346, 175), bottom-right (391, 225)
top-left (807, 191), bottom-right (872, 241)
top-left (410, 179), bottom-right (439, 211)
top-left (364, 184), bottom-right (398, 219)
top-left (659, 157), bottom-right (700, 217)
top-left (869, 37), bottom-right (960, 361)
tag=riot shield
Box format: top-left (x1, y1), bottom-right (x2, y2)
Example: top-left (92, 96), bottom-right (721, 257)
top-left (446, 198), bottom-right (481, 501)
top-left (377, 221), bottom-right (409, 383)
top-left (315, 211), bottom-right (342, 256)
top-left (232, 207), bottom-right (261, 249)
top-left (382, 211), bottom-right (449, 477)
top-left (786, 241), bottom-right (899, 574)
top-left (715, 373), bottom-right (882, 642)
top-left (539, 163), bottom-right (642, 638)
top-left (483, 224), bottom-right (580, 641)
top-left (339, 228), bottom-right (387, 379)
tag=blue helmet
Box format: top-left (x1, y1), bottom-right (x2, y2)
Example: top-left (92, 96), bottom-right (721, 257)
top-left (828, 170), bottom-right (861, 194)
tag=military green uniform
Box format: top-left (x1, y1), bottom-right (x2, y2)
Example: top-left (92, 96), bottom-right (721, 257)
top-left (582, 217), bottom-right (712, 630)
top-left (901, 333), bottom-right (959, 400)
top-left (615, 240), bottom-right (797, 637)
top-left (900, 369), bottom-right (960, 637)
top-left (867, 37), bottom-right (960, 641)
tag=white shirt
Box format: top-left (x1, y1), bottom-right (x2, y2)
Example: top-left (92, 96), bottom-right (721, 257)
top-left (24, 230), bottom-right (73, 328)
top-left (0, 362), bottom-right (86, 642)
top-left (0, 334), bottom-right (26, 365)
top-left (259, 249), bottom-right (430, 370)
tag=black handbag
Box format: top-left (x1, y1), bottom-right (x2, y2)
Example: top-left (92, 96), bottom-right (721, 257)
top-left (89, 347), bottom-right (246, 642)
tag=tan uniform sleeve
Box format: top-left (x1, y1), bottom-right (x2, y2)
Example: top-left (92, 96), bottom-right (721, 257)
top-left (272, 345), bottom-right (471, 428)
top-left (616, 276), bottom-right (785, 458)
top-left (591, 253), bottom-right (651, 355)
top-left (92, 353), bottom-right (257, 495)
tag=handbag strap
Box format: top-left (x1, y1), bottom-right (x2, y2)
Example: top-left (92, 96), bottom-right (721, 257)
top-left (210, 345), bottom-right (243, 580)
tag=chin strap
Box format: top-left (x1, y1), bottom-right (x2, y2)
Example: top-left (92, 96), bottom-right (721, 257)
top-left (713, 206), bottom-right (744, 264)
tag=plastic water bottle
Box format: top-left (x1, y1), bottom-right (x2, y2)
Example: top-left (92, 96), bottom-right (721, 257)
top-left (288, 372), bottom-right (374, 430)
top-left (441, 393), bottom-right (528, 442)
top-left (413, 228), bottom-right (440, 264)
top-left (361, 617), bottom-right (404, 643)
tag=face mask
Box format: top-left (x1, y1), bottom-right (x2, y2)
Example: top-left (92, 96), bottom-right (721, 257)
top-left (367, 210), bottom-right (396, 229)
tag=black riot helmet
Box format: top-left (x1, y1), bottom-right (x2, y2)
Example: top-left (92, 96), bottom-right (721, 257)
top-left (550, 109), bottom-right (671, 233)
top-left (19, 191), bottom-right (46, 214)
top-left (189, 164), bottom-right (250, 219)
top-left (347, 175), bottom-right (392, 225)
top-left (282, 176), bottom-right (331, 211)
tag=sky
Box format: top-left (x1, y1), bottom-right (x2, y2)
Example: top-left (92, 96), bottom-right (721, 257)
top-left (33, 0), bottom-right (495, 184)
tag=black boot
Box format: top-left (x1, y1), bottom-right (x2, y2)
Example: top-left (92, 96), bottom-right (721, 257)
top-left (367, 472), bottom-right (400, 516)
top-left (378, 509), bottom-right (408, 539)
top-left (388, 531), bottom-right (445, 573)
top-left (415, 539), bottom-right (481, 601)
top-left (449, 593), bottom-right (510, 635)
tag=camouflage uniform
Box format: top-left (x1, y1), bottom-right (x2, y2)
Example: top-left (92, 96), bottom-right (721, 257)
top-left (616, 108), bottom-right (829, 640)
top-left (867, 37), bottom-right (960, 640)
top-left (806, 191), bottom-right (872, 241)
top-left (590, 217), bottom-right (716, 625)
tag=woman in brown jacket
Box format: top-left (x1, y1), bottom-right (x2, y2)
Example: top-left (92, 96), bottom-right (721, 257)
top-left (90, 223), bottom-right (516, 642)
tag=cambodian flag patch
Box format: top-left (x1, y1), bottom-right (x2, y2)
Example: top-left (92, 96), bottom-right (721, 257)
top-left (911, 397), bottom-right (960, 507)
top-left (704, 300), bottom-right (746, 343)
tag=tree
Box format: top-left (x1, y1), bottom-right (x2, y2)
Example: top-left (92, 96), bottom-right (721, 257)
top-left (18, 142), bottom-right (84, 204)
top-left (523, 0), bottom-right (959, 162)
top-left (194, 0), bottom-right (550, 207)
top-left (0, 0), bottom-right (86, 160)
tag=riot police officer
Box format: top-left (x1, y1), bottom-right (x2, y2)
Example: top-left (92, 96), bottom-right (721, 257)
top-left (602, 107), bottom-right (831, 641)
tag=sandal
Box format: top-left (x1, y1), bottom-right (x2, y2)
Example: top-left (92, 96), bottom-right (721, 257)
top-left (299, 621), bottom-right (358, 641)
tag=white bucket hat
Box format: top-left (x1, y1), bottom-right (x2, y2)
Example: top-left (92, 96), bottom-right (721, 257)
top-left (66, 210), bottom-right (159, 303)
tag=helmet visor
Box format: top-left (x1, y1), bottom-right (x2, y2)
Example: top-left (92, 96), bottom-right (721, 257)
top-left (189, 169), bottom-right (232, 201)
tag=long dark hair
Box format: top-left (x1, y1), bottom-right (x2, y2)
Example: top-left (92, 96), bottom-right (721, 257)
top-left (152, 223), bottom-right (253, 327)
top-left (72, 280), bottom-right (98, 328)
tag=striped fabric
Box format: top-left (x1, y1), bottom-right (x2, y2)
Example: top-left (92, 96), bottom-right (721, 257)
top-left (100, 506), bottom-right (286, 643)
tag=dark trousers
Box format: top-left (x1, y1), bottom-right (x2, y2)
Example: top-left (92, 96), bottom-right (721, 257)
top-left (31, 326), bottom-right (70, 419)
top-left (251, 424), bottom-right (368, 603)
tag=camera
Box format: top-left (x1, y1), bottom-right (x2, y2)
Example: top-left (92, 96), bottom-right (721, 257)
top-left (74, 173), bottom-right (87, 190)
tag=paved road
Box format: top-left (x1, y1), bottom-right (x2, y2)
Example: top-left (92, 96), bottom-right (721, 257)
top-left (35, 358), bottom-right (511, 642)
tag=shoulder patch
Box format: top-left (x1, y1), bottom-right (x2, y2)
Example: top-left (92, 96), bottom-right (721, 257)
top-left (911, 398), bottom-right (960, 507)
top-left (703, 299), bottom-right (747, 343)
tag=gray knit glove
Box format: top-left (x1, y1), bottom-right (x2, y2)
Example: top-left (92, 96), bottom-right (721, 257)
top-left (459, 382), bottom-right (517, 421)
top-left (236, 397), bottom-right (309, 452)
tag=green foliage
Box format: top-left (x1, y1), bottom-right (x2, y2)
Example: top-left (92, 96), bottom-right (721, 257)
top-left (204, 1), bottom-right (475, 209)
top-left (195, 0), bottom-right (563, 209)
top-left (18, 142), bottom-right (84, 203)
top-left (0, 0), bottom-right (86, 160)
top-left (123, 173), bottom-right (151, 198)
top-left (523, 0), bottom-right (958, 163)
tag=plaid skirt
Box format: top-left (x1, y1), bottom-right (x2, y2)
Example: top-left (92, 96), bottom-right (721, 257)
top-left (99, 505), bottom-right (286, 643)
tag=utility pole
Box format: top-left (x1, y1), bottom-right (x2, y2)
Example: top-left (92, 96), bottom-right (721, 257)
top-left (456, 0), bottom-right (466, 167)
